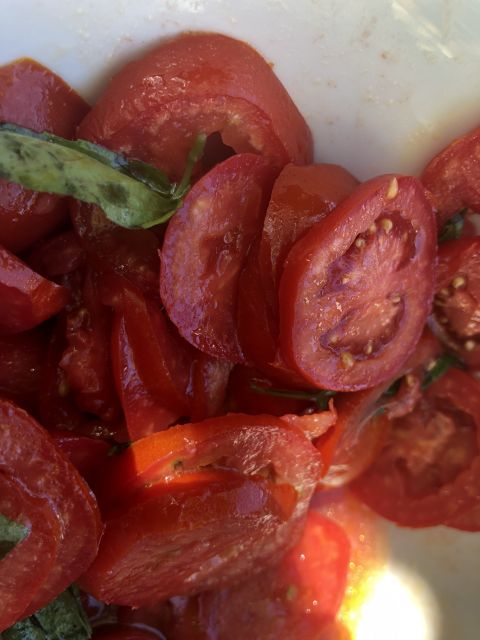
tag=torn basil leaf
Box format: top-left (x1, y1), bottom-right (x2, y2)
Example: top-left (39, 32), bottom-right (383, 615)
top-left (250, 380), bottom-right (337, 411)
top-left (0, 513), bottom-right (28, 561)
top-left (1, 586), bottom-right (91, 640)
top-left (438, 210), bottom-right (466, 244)
top-left (0, 124), bottom-right (206, 230)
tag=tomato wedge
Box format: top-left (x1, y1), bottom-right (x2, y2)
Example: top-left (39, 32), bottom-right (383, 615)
top-left (433, 237), bottom-right (480, 367)
top-left (352, 368), bottom-right (480, 527)
top-left (0, 246), bottom-right (68, 334)
top-left (77, 32), bottom-right (312, 180)
top-left (279, 175), bottom-right (436, 391)
top-left (51, 432), bottom-right (110, 485)
top-left (0, 473), bottom-right (61, 631)
top-left (160, 154), bottom-right (278, 361)
top-left (0, 400), bottom-right (103, 616)
top-left (421, 125), bottom-right (480, 225)
top-left (0, 59), bottom-right (89, 253)
top-left (0, 327), bottom-right (47, 407)
top-left (190, 352), bottom-right (231, 421)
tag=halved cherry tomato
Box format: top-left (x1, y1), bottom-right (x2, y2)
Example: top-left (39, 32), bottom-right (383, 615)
top-left (110, 284), bottom-right (193, 439)
top-left (421, 125), bottom-right (480, 225)
top-left (51, 431), bottom-right (110, 485)
top-left (279, 175), bottom-right (437, 391)
top-left (160, 153), bottom-right (278, 361)
top-left (77, 32), bottom-right (312, 181)
top-left (0, 473), bottom-right (61, 631)
top-left (60, 269), bottom-right (120, 422)
top-left (0, 400), bottom-right (102, 616)
top-left (0, 59), bottom-right (89, 253)
top-left (27, 231), bottom-right (85, 280)
top-left (0, 246), bottom-right (68, 334)
top-left (92, 624), bottom-right (164, 640)
top-left (433, 237), bottom-right (480, 367)
top-left (352, 368), bottom-right (480, 527)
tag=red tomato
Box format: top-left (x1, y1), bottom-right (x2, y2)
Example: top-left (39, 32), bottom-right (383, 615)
top-left (170, 510), bottom-right (350, 640)
top-left (0, 473), bottom-right (61, 631)
top-left (0, 400), bottom-right (102, 616)
top-left (189, 352), bottom-right (232, 421)
top-left (446, 503), bottom-right (480, 532)
top-left (60, 269), bottom-right (120, 422)
top-left (0, 59), bottom-right (89, 252)
top-left (0, 327), bottom-right (47, 405)
top-left (0, 246), bottom-right (68, 334)
top-left (352, 368), bottom-right (480, 527)
top-left (238, 164), bottom-right (358, 382)
top-left (110, 284), bottom-right (193, 439)
top-left (421, 125), bottom-right (480, 225)
top-left (92, 624), bottom-right (164, 640)
top-left (82, 415), bottom-right (320, 605)
top-left (27, 231), bottom-right (85, 280)
top-left (160, 153), bottom-right (278, 362)
top-left (279, 175), bottom-right (437, 391)
top-left (434, 237), bottom-right (480, 367)
top-left (77, 32), bottom-right (312, 181)
top-left (51, 431), bottom-right (110, 485)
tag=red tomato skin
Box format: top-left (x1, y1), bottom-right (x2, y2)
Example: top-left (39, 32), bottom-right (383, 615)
top-left (0, 327), bottom-right (47, 402)
top-left (421, 125), bottom-right (480, 225)
top-left (279, 174), bottom-right (437, 391)
top-left (50, 431), bottom-right (110, 485)
top-left (0, 59), bottom-right (89, 252)
top-left (190, 353), bottom-right (232, 421)
top-left (0, 400), bottom-right (103, 616)
top-left (0, 246), bottom-right (68, 334)
top-left (27, 231), bottom-right (85, 280)
top-left (434, 237), bottom-right (480, 367)
top-left (160, 153), bottom-right (278, 362)
top-left (0, 473), bottom-right (61, 631)
top-left (92, 624), bottom-right (164, 640)
top-left (78, 32), bottom-right (312, 180)
top-left (352, 368), bottom-right (480, 527)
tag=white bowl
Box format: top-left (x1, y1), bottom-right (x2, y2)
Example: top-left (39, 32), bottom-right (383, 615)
top-left (2, 1), bottom-right (480, 638)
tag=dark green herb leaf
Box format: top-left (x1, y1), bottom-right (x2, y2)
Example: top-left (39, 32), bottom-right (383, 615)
top-left (438, 210), bottom-right (466, 243)
top-left (107, 441), bottom-right (131, 457)
top-left (0, 513), bottom-right (28, 561)
top-left (1, 586), bottom-right (91, 640)
top-left (250, 380), bottom-right (337, 411)
top-left (422, 353), bottom-right (462, 389)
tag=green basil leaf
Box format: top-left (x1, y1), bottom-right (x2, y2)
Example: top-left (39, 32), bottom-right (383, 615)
top-left (1, 587), bottom-right (91, 640)
top-left (250, 380), bottom-right (337, 411)
top-left (421, 353), bottom-right (463, 389)
top-left (0, 513), bottom-right (28, 561)
top-left (438, 210), bottom-right (466, 243)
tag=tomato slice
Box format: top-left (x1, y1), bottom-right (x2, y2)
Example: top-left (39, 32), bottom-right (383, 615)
top-left (0, 246), bottom-right (68, 334)
top-left (0, 400), bottom-right (103, 615)
top-left (433, 237), bottom-right (480, 367)
top-left (92, 624), bottom-right (164, 640)
top-left (50, 432), bottom-right (110, 485)
top-left (279, 175), bottom-right (437, 391)
top-left (77, 32), bottom-right (312, 180)
top-left (0, 473), bottom-right (61, 631)
top-left (160, 153), bottom-right (278, 362)
top-left (421, 125), bottom-right (480, 225)
top-left (190, 352), bottom-right (232, 421)
top-left (80, 469), bottom-right (296, 606)
top-left (0, 59), bottom-right (89, 253)
top-left (352, 368), bottom-right (480, 527)
top-left (110, 284), bottom-right (193, 439)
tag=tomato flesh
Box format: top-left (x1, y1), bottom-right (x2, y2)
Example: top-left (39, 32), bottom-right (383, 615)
top-left (279, 175), bottom-right (437, 391)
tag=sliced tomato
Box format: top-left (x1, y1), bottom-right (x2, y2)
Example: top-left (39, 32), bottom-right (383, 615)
top-left (50, 431), bottom-right (110, 485)
top-left (0, 327), bottom-right (47, 407)
top-left (92, 624), bottom-right (164, 640)
top-left (77, 32), bottom-right (312, 181)
top-left (190, 352), bottom-right (232, 421)
top-left (434, 237), bottom-right (480, 367)
top-left (421, 125), bottom-right (480, 225)
top-left (0, 400), bottom-right (102, 616)
top-left (352, 368), bottom-right (480, 527)
top-left (160, 153), bottom-right (278, 361)
top-left (0, 246), bottom-right (68, 334)
top-left (0, 473), bottom-right (61, 631)
top-left (0, 58), bottom-right (89, 253)
top-left (110, 284), bottom-right (192, 439)
top-left (60, 269), bottom-right (120, 422)
top-left (279, 175), bottom-right (437, 391)
top-left (238, 164), bottom-right (358, 382)
top-left (27, 231), bottom-right (85, 280)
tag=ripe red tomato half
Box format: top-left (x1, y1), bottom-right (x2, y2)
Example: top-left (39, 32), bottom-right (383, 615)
top-left (0, 400), bottom-right (102, 619)
top-left (0, 246), bottom-right (68, 334)
top-left (421, 125), bottom-right (480, 225)
top-left (279, 175), bottom-right (437, 391)
top-left (160, 153), bottom-right (278, 362)
top-left (81, 414), bottom-right (321, 606)
top-left (78, 32), bottom-right (312, 180)
top-left (0, 59), bottom-right (89, 253)
top-left (352, 368), bottom-right (480, 527)
top-left (187, 510), bottom-right (350, 640)
top-left (434, 237), bottom-right (480, 367)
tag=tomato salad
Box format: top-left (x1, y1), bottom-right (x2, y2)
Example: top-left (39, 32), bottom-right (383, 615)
top-left (0, 32), bottom-right (480, 640)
